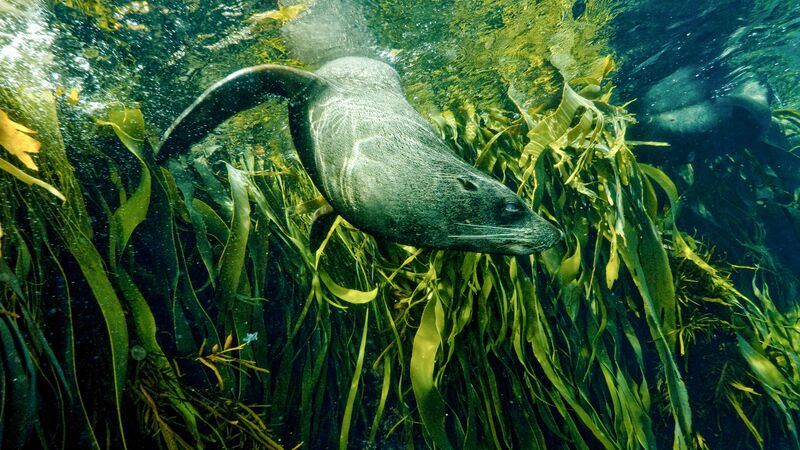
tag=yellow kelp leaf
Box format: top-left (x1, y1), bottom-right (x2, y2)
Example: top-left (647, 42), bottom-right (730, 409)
top-left (571, 55), bottom-right (615, 87)
top-left (558, 237), bottom-right (581, 285)
top-left (730, 381), bottom-right (761, 396)
top-left (249, 5), bottom-right (305, 23)
top-left (96, 105), bottom-right (145, 156)
top-left (223, 333), bottom-right (234, 351)
top-left (319, 271), bottom-right (378, 304)
top-left (0, 109), bottom-right (41, 171)
top-left (67, 88), bottom-right (80, 106)
top-left (605, 235), bottom-right (620, 289)
top-left (0, 157), bottom-right (65, 201)
top-left (738, 335), bottom-right (788, 390)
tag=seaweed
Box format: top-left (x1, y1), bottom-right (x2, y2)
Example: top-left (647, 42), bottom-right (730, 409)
top-left (1, 1), bottom-right (799, 449)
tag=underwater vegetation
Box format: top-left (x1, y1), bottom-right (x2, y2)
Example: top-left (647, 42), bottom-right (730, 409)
top-left (1, 0), bottom-right (799, 449)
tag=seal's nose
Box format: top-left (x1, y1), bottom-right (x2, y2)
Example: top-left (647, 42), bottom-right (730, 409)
top-left (546, 220), bottom-right (564, 242)
top-left (530, 215), bottom-right (564, 251)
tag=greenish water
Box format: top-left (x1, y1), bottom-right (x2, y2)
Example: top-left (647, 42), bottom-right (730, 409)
top-left (1, 1), bottom-right (799, 449)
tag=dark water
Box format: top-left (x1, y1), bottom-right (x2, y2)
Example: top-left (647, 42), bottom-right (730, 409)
top-left (612, 0), bottom-right (800, 303)
top-left (2, 0), bottom-right (800, 449)
top-left (613, 0), bottom-right (800, 106)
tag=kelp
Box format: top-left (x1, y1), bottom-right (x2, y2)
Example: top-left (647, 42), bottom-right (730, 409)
top-left (397, 55), bottom-right (697, 448)
top-left (0, 83), bottom-right (92, 448)
top-left (1, 1), bottom-right (799, 449)
top-left (51, 0), bottom-right (121, 31)
top-left (373, 0), bottom-right (615, 117)
top-left (0, 108), bottom-right (65, 258)
top-left (661, 134), bottom-right (800, 307)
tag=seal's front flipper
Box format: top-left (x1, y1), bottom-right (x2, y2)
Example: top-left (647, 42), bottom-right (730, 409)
top-left (309, 203), bottom-right (338, 253)
top-left (157, 64), bottom-right (323, 163)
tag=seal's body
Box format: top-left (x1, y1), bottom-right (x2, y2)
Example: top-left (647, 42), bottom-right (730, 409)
top-left (299, 57), bottom-right (560, 254)
top-left (630, 66), bottom-right (788, 164)
top-left (158, 3), bottom-right (562, 255)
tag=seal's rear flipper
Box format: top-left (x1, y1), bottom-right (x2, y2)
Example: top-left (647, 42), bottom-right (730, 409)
top-left (157, 64), bottom-right (323, 163)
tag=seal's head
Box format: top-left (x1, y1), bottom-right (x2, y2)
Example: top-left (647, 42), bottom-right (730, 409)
top-left (407, 165), bottom-right (563, 255)
top-left (341, 146), bottom-right (563, 255)
top-left (437, 170), bottom-right (564, 255)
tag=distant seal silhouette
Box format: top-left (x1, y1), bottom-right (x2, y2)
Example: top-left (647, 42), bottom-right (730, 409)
top-left (157, 2), bottom-right (562, 255)
top-left (630, 65), bottom-right (788, 164)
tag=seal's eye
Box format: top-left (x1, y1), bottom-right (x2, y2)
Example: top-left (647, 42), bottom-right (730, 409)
top-left (503, 202), bottom-right (522, 214)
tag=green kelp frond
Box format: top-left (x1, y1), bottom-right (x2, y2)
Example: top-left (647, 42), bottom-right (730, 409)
top-left (376, 0), bottom-right (615, 119)
top-left (400, 55), bottom-right (689, 449)
top-left (0, 80), bottom-right (116, 449)
top-left (51, 0), bottom-right (122, 31)
top-left (400, 53), bottom-right (795, 449)
top-left (736, 279), bottom-right (800, 449)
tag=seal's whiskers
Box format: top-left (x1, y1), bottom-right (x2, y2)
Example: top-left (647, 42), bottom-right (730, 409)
top-left (456, 223), bottom-right (528, 232)
top-left (448, 233), bottom-right (521, 240)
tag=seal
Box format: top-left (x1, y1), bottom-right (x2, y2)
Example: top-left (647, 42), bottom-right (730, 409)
top-left (157, 7), bottom-right (562, 256)
top-left (630, 66), bottom-right (788, 164)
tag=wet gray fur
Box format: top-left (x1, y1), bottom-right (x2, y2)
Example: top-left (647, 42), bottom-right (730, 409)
top-left (291, 56), bottom-right (562, 254)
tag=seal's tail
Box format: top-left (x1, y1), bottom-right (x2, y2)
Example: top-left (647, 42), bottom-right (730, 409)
top-left (279, 0), bottom-right (377, 65)
top-left (157, 65), bottom-right (321, 162)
